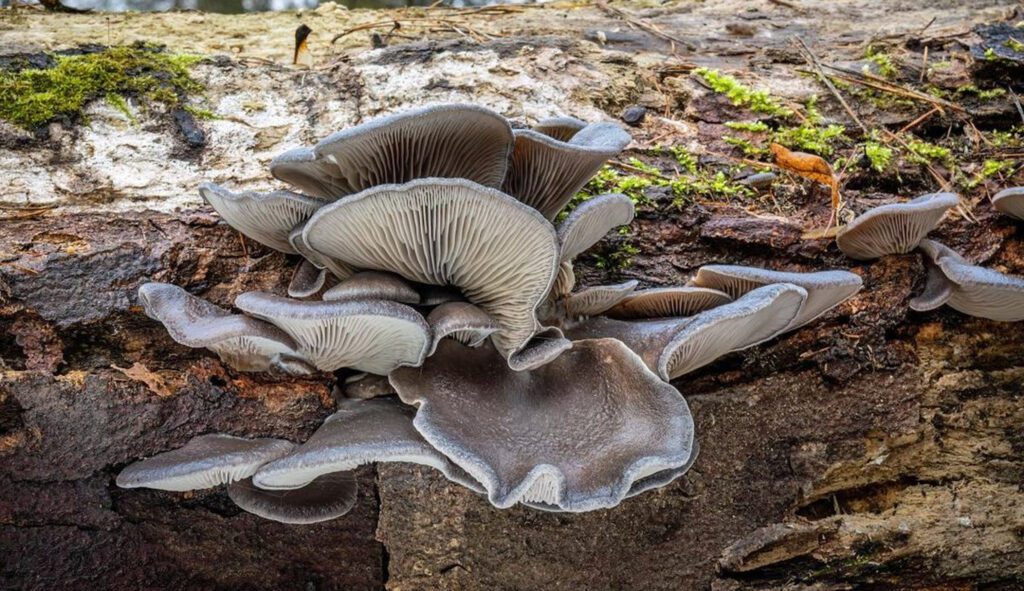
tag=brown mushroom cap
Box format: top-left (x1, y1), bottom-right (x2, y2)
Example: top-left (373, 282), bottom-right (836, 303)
top-left (198, 182), bottom-right (325, 254)
top-left (270, 104), bottom-right (514, 200)
top-left (303, 178), bottom-right (559, 367)
top-left (605, 287), bottom-right (732, 320)
top-left (391, 338), bottom-right (694, 511)
top-left (913, 239), bottom-right (1024, 321)
top-left (557, 193), bottom-right (635, 262)
top-left (227, 472), bottom-right (358, 525)
top-left (836, 192), bottom-right (960, 260)
top-left (564, 280), bottom-right (639, 317)
top-left (992, 186), bottom-right (1024, 221)
top-left (322, 271), bottom-right (421, 305)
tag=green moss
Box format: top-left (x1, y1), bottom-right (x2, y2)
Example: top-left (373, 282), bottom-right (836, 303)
top-left (104, 93), bottom-right (136, 123)
top-left (966, 159), bottom-right (1016, 188)
top-left (183, 105), bottom-right (217, 120)
top-left (989, 128), bottom-right (1023, 148)
top-left (906, 139), bottom-right (953, 166)
top-left (593, 236), bottom-right (640, 271)
top-left (1004, 38), bottom-right (1024, 53)
top-left (864, 45), bottom-right (899, 79)
top-left (864, 141), bottom-right (894, 173)
top-left (668, 146), bottom-right (698, 174)
top-left (693, 67), bottom-right (794, 118)
top-left (670, 170), bottom-right (752, 206)
top-left (723, 135), bottom-right (765, 156)
top-left (773, 123), bottom-right (846, 156)
top-left (955, 85), bottom-right (1007, 100)
top-left (724, 120), bottom-right (771, 133)
top-left (0, 43), bottom-right (204, 129)
top-left (984, 47), bottom-right (998, 61)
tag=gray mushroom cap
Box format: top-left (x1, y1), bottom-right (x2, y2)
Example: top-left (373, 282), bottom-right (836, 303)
top-left (288, 259), bottom-right (328, 299)
top-left (228, 472), bottom-right (358, 525)
top-left (138, 283), bottom-right (312, 375)
top-left (322, 271), bottom-right (421, 304)
top-left (502, 122), bottom-right (631, 219)
top-left (302, 178), bottom-right (559, 367)
top-left (992, 186), bottom-right (1024, 221)
top-left (270, 104), bottom-right (514, 200)
top-left (557, 193), bottom-right (636, 263)
top-left (390, 338), bottom-right (695, 512)
top-left (426, 301), bottom-right (500, 355)
top-left (116, 434), bottom-right (295, 492)
top-left (235, 292), bottom-right (431, 374)
top-left (688, 265), bottom-right (863, 329)
top-left (605, 286), bottom-right (732, 320)
top-left (912, 239), bottom-right (1024, 322)
top-left (532, 116), bottom-right (587, 142)
top-left (253, 398), bottom-right (482, 493)
top-left (506, 326), bottom-right (573, 371)
top-left (836, 192), bottom-right (960, 260)
top-left (198, 182), bottom-right (325, 254)
top-left (564, 280), bottom-right (640, 317)
top-left (288, 225), bottom-right (354, 281)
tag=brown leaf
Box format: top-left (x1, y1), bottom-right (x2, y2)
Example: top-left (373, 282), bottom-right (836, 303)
top-left (770, 143), bottom-right (840, 214)
top-left (112, 362), bottom-right (174, 398)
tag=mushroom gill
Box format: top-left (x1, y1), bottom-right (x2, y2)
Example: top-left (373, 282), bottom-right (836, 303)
top-left (912, 239), bottom-right (1024, 322)
top-left (198, 182), bottom-right (325, 254)
top-left (835, 192), bottom-right (959, 260)
top-left (992, 186), bottom-right (1024, 221)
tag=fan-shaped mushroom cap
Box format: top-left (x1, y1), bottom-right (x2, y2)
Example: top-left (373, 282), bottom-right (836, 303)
top-left (606, 287), bottom-right (732, 320)
top-left (270, 104), bottom-right (514, 200)
top-left (322, 271), bottom-right (420, 304)
top-left (506, 326), bottom-right (573, 371)
top-left (426, 302), bottom-right (500, 355)
top-left (532, 116), bottom-right (587, 142)
top-left (557, 193), bottom-right (635, 262)
top-left (912, 239), bottom-right (1024, 321)
top-left (198, 182), bottom-right (325, 254)
top-left (138, 283), bottom-right (311, 374)
top-left (565, 316), bottom-right (692, 376)
top-left (992, 186), bottom-right (1024, 220)
top-left (564, 280), bottom-right (639, 317)
top-left (116, 434), bottom-right (294, 491)
top-left (836, 192), bottom-right (960, 260)
top-left (502, 122), bottom-right (632, 219)
top-left (391, 338), bottom-right (695, 511)
top-left (288, 225), bottom-right (354, 281)
top-left (234, 292), bottom-right (431, 374)
top-left (303, 178), bottom-right (559, 366)
top-left (253, 398), bottom-right (481, 493)
top-left (688, 265), bottom-right (863, 329)
top-left (228, 472), bottom-right (357, 525)
top-left (288, 259), bottom-right (328, 298)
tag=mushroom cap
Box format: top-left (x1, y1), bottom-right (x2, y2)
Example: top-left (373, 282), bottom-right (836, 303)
top-left (426, 301), bottom-right (500, 355)
top-left (836, 192), bottom-right (960, 260)
top-left (138, 283), bottom-right (308, 374)
top-left (322, 271), bottom-right (421, 305)
top-left (253, 398), bottom-right (481, 493)
top-left (502, 122), bottom-right (631, 219)
top-left (564, 280), bottom-right (639, 317)
top-left (235, 292), bottom-right (431, 374)
top-left (915, 239), bottom-right (1024, 322)
top-left (605, 286), bottom-right (732, 320)
top-left (557, 193), bottom-right (636, 263)
top-left (198, 182), bottom-right (325, 254)
top-left (506, 326), bottom-right (573, 371)
top-left (288, 259), bottom-right (328, 299)
top-left (302, 178), bottom-right (559, 365)
top-left (992, 186), bottom-right (1024, 221)
top-left (688, 265), bottom-right (863, 329)
top-left (288, 225), bottom-right (355, 280)
top-left (270, 104), bottom-right (514, 200)
top-left (532, 116), bottom-right (587, 142)
top-left (391, 338), bottom-right (695, 512)
top-left (116, 434), bottom-right (295, 492)
top-left (227, 472), bottom-right (358, 525)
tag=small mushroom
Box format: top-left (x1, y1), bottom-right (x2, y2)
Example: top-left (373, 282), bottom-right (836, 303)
top-left (557, 193), bottom-right (635, 263)
top-left (234, 292), bottom-right (431, 374)
top-left (138, 283), bottom-right (313, 375)
top-left (116, 434), bottom-right (295, 491)
top-left (688, 265), bottom-right (863, 329)
top-left (836, 192), bottom-right (960, 260)
top-left (303, 178), bottom-right (559, 367)
top-left (502, 122), bottom-right (631, 219)
top-left (322, 271), bottom-right (420, 304)
top-left (506, 326), bottom-right (573, 371)
top-left (992, 186), bottom-right (1024, 221)
top-left (288, 259), bottom-right (328, 298)
top-left (198, 182), bottom-right (325, 254)
top-left (911, 239), bottom-right (1024, 321)
top-left (532, 116), bottom-right (587, 142)
top-left (391, 338), bottom-right (695, 511)
top-left (270, 104), bottom-right (514, 200)
top-left (564, 280), bottom-right (639, 317)
top-left (605, 287), bottom-right (732, 320)
top-left (228, 472), bottom-right (358, 525)
top-left (253, 398), bottom-right (481, 493)
top-left (426, 302), bottom-right (500, 355)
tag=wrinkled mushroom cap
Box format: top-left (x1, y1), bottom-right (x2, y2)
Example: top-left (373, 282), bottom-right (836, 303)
top-left (605, 286), bottom-right (732, 320)
top-left (836, 192), bottom-right (959, 260)
top-left (235, 292), bottom-right (431, 374)
top-left (228, 472), bottom-right (358, 525)
top-left (303, 178), bottom-right (559, 366)
top-left (992, 186), bottom-right (1024, 221)
top-left (914, 239), bottom-right (1024, 322)
top-left (270, 104), bottom-right (514, 200)
top-left (557, 193), bottom-right (635, 262)
top-left (117, 434), bottom-right (295, 491)
top-left (391, 338), bottom-right (695, 511)
top-left (198, 182), bottom-right (325, 254)
top-left (322, 271), bottom-right (421, 304)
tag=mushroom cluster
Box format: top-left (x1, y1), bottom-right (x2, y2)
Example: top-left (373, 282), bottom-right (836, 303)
top-left (119, 105), bottom-right (1021, 523)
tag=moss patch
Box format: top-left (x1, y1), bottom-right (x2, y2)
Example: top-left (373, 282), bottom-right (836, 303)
top-left (693, 67), bottom-right (794, 118)
top-left (0, 43), bottom-right (204, 130)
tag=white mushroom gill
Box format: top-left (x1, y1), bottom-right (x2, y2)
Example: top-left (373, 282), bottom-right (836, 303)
top-left (199, 182), bottom-right (326, 254)
top-left (836, 192), bottom-right (960, 260)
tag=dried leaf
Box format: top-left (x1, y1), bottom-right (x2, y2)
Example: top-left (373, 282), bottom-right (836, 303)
top-left (113, 362), bottom-right (173, 398)
top-left (770, 143), bottom-right (840, 212)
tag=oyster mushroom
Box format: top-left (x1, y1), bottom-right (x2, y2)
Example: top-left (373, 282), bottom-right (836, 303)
top-left (564, 280), bottom-right (640, 317)
top-left (390, 338), bottom-right (695, 512)
top-left (234, 293), bottom-right (431, 374)
top-left (910, 239), bottom-right (1024, 321)
top-left (303, 178), bottom-right (560, 369)
top-left (270, 104), bottom-right (514, 200)
top-left (557, 192), bottom-right (635, 263)
top-left (502, 122), bottom-right (632, 219)
top-left (836, 192), bottom-right (960, 260)
top-left (426, 302), bottom-right (500, 354)
top-left (289, 225), bottom-right (354, 281)
top-left (228, 472), bottom-right (358, 525)
top-left (532, 116), bottom-right (587, 142)
top-left (605, 287), bottom-right (732, 320)
top-left (322, 271), bottom-right (420, 304)
top-left (138, 283), bottom-right (313, 375)
top-left (992, 186), bottom-right (1024, 221)
top-left (198, 183), bottom-right (325, 254)
top-left (288, 259), bottom-right (328, 299)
